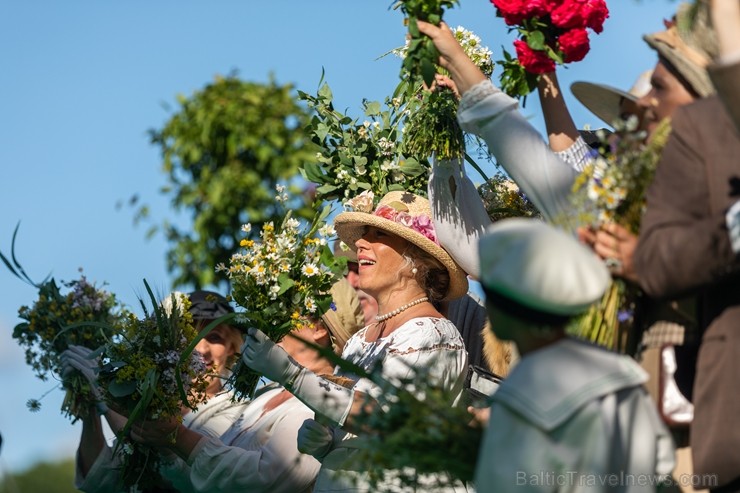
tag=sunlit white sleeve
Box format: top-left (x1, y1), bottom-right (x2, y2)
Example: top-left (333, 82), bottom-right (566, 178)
top-left (457, 80), bottom-right (579, 229)
top-left (429, 156), bottom-right (491, 278)
top-left (175, 392), bottom-right (319, 493)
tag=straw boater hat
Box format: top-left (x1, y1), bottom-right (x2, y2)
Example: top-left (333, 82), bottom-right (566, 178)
top-left (321, 278), bottom-right (364, 352)
top-left (642, 1), bottom-right (718, 98)
top-left (333, 191), bottom-right (468, 301)
top-left (570, 70), bottom-right (653, 128)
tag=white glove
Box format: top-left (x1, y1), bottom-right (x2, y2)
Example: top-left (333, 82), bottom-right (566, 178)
top-left (60, 345), bottom-right (107, 415)
top-left (726, 200), bottom-right (740, 254)
top-left (297, 419), bottom-right (335, 460)
top-left (241, 328), bottom-right (301, 386)
top-left (242, 328), bottom-right (355, 426)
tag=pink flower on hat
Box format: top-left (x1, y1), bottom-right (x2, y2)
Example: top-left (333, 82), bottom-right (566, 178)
top-left (371, 203), bottom-right (439, 245)
top-left (412, 215), bottom-right (438, 244)
top-left (395, 211), bottom-right (414, 228)
top-left (374, 205), bottom-right (397, 221)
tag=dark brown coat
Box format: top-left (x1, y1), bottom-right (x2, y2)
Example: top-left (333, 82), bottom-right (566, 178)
top-left (709, 60), bottom-right (740, 134)
top-left (635, 95), bottom-right (740, 489)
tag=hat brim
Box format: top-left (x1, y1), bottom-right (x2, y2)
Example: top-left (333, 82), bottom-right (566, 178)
top-left (334, 212), bottom-right (468, 301)
top-left (571, 81), bottom-right (636, 128)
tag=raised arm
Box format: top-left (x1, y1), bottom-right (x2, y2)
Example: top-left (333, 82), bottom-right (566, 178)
top-left (418, 21), bottom-right (580, 231)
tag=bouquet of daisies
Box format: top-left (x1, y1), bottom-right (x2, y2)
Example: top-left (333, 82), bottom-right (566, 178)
top-left (218, 185), bottom-right (346, 400)
top-left (568, 118), bottom-right (672, 351)
top-left (492, 0), bottom-right (610, 100)
top-left (96, 285), bottom-right (212, 491)
top-left (1, 226), bottom-right (129, 421)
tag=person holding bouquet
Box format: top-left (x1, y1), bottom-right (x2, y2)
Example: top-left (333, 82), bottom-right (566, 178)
top-left (66, 290), bottom-right (248, 493)
top-left (474, 218), bottom-right (676, 491)
top-left (242, 190), bottom-right (470, 492)
top-left (418, 4), bottom-right (717, 279)
top-left (634, 1), bottom-right (740, 489)
top-left (116, 278), bottom-right (365, 493)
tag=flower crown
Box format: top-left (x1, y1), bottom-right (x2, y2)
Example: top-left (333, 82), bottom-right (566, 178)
top-left (346, 190), bottom-right (439, 245)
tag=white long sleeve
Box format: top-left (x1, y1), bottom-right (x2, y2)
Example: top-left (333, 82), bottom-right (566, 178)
top-left (175, 387), bottom-right (319, 493)
top-left (76, 391), bottom-right (247, 493)
top-left (428, 156), bottom-right (490, 278)
top-left (456, 79), bottom-right (579, 227)
top-left (429, 80), bottom-right (586, 278)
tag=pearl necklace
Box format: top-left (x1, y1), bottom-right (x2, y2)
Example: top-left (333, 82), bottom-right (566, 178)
top-left (375, 297), bottom-right (429, 322)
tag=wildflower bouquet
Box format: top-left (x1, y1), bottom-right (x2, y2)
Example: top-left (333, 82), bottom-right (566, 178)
top-left (1, 227), bottom-right (129, 421)
top-left (478, 172), bottom-right (542, 222)
top-left (299, 79), bottom-right (429, 208)
top-left (218, 186), bottom-right (346, 400)
top-left (96, 286), bottom-right (212, 491)
top-left (492, 0), bottom-right (610, 100)
top-left (568, 118), bottom-right (672, 350)
top-left (396, 26), bottom-right (495, 162)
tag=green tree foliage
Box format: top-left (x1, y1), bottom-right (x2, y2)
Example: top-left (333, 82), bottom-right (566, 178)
top-left (0, 458), bottom-right (78, 493)
top-left (143, 74), bottom-right (316, 289)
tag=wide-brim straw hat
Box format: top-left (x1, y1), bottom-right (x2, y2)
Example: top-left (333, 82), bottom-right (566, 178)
top-left (643, 1), bottom-right (718, 98)
top-left (571, 69), bottom-right (653, 127)
top-left (334, 191), bottom-right (468, 301)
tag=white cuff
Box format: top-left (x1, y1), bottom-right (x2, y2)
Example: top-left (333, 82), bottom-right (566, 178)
top-left (726, 200), bottom-right (740, 254)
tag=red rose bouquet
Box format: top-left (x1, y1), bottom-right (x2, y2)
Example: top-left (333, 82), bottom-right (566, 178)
top-left (492, 0), bottom-right (609, 99)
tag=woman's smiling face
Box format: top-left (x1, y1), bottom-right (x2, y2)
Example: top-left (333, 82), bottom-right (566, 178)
top-left (194, 324), bottom-right (239, 394)
top-left (354, 226), bottom-right (410, 298)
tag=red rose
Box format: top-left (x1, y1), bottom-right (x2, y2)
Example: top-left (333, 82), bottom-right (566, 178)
top-left (491, 0), bottom-right (550, 25)
top-left (550, 0), bottom-right (589, 29)
top-left (514, 39), bottom-right (556, 74)
top-left (558, 28), bottom-right (590, 62)
top-left (584, 0), bottom-right (609, 33)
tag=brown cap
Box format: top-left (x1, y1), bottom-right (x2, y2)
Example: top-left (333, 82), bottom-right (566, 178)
top-left (643, 2), bottom-right (718, 97)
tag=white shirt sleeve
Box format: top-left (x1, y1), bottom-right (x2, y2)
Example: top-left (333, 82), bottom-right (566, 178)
top-left (428, 156), bottom-right (491, 278)
top-left (184, 399), bottom-right (319, 493)
top-left (725, 200), bottom-right (740, 254)
top-left (75, 444), bottom-right (125, 493)
top-left (457, 80), bottom-right (579, 229)
top-left (554, 135), bottom-right (593, 173)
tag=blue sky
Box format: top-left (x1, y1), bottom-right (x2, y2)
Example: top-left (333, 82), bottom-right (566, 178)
top-left (0, 0), bottom-right (677, 475)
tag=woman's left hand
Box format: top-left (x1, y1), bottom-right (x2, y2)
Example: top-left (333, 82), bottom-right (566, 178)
top-left (241, 328), bottom-right (300, 386)
top-left (129, 416), bottom-right (182, 449)
top-left (591, 223), bottom-right (640, 282)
